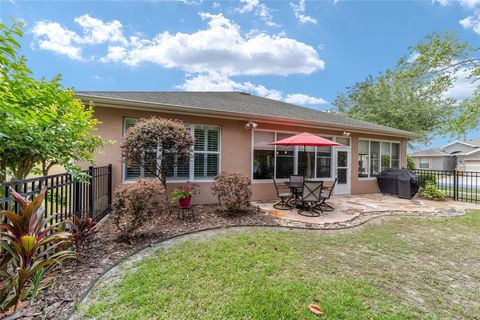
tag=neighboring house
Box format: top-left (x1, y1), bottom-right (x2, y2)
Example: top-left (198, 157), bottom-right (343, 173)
top-left (411, 138), bottom-right (480, 171)
top-left (76, 91), bottom-right (418, 204)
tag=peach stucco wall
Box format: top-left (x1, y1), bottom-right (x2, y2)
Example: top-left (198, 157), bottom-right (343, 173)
top-left (86, 106), bottom-right (409, 204)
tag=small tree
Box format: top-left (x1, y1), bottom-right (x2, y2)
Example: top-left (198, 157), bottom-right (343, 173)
top-left (121, 117), bottom-right (194, 189)
top-left (0, 21), bottom-right (105, 182)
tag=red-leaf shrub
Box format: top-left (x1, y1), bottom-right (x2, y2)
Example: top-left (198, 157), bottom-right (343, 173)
top-left (112, 179), bottom-right (166, 240)
top-left (211, 172), bottom-right (252, 212)
top-left (121, 117), bottom-right (194, 189)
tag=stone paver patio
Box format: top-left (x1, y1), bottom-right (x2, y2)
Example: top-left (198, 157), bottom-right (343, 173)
top-left (254, 193), bottom-right (480, 229)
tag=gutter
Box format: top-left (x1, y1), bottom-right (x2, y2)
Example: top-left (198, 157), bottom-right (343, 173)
top-left (75, 93), bottom-right (421, 139)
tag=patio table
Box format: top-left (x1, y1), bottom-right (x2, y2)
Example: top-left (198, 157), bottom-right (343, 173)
top-left (284, 181), bottom-right (304, 207)
top-left (285, 181), bottom-right (327, 210)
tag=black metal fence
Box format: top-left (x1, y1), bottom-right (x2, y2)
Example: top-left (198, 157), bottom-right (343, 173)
top-left (414, 169), bottom-right (480, 203)
top-left (0, 165), bottom-right (112, 222)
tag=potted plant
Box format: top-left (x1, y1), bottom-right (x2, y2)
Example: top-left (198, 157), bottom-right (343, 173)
top-left (171, 182), bottom-right (200, 208)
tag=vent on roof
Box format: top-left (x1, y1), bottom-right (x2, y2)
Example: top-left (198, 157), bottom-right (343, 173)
top-left (237, 92), bottom-right (251, 95)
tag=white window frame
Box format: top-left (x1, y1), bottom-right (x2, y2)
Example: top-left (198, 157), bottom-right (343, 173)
top-left (419, 157), bottom-right (430, 169)
top-left (192, 125), bottom-right (222, 181)
top-left (251, 129), bottom-right (349, 182)
top-left (122, 118), bottom-right (221, 182)
top-left (358, 138), bottom-right (402, 180)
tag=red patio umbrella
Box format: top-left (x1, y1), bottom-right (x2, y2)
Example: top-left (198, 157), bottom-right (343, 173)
top-left (270, 132), bottom-right (342, 178)
top-left (270, 132), bottom-right (342, 147)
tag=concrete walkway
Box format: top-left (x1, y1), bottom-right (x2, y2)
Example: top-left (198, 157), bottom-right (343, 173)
top-left (254, 193), bottom-right (480, 226)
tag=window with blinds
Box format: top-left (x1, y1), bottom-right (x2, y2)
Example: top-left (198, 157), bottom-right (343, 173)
top-left (193, 126), bottom-right (220, 180)
top-left (123, 119), bottom-right (220, 181)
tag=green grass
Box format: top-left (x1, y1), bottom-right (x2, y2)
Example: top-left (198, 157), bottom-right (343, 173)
top-left (81, 211), bottom-right (480, 319)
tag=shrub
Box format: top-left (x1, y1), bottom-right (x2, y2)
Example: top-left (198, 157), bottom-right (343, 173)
top-left (417, 172), bottom-right (437, 187)
top-left (0, 188), bottom-right (74, 313)
top-left (121, 117), bottom-right (194, 189)
top-left (419, 182), bottom-right (446, 201)
top-left (112, 179), bottom-right (165, 240)
top-left (212, 172), bottom-right (252, 212)
top-left (407, 156), bottom-right (416, 170)
top-left (65, 214), bottom-right (97, 252)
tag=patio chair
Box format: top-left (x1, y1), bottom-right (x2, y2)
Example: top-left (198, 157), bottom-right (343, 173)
top-left (273, 179), bottom-right (294, 210)
top-left (289, 175), bottom-right (304, 184)
top-left (318, 178), bottom-right (337, 212)
top-left (298, 180), bottom-right (324, 217)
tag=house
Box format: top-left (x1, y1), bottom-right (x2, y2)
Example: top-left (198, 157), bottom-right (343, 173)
top-left (411, 138), bottom-right (480, 172)
top-left (76, 91), bottom-right (418, 204)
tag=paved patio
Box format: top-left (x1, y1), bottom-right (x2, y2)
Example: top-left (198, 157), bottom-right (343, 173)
top-left (254, 193), bottom-right (480, 228)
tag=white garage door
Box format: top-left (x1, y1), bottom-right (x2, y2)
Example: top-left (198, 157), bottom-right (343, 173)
top-left (465, 160), bottom-right (480, 172)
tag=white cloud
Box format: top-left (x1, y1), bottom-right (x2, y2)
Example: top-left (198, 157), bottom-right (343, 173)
top-left (31, 14), bottom-right (127, 59)
top-left (103, 12), bottom-right (324, 76)
top-left (238, 0), bottom-right (259, 13)
top-left (290, 0), bottom-right (318, 24)
top-left (237, 0), bottom-right (279, 27)
top-left (433, 0), bottom-right (480, 7)
top-left (432, 0), bottom-right (451, 6)
top-left (31, 21), bottom-right (83, 60)
top-left (74, 14), bottom-right (127, 45)
top-left (459, 11), bottom-right (480, 34)
top-left (444, 68), bottom-right (479, 100)
top-left (178, 73), bottom-right (327, 106)
top-left (460, 0), bottom-right (480, 8)
top-left (284, 93), bottom-right (326, 105)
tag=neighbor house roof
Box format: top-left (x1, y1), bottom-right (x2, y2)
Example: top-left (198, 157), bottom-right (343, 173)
top-left (410, 148), bottom-right (452, 157)
top-left (76, 91), bottom-right (419, 138)
top-left (466, 137), bottom-right (480, 147)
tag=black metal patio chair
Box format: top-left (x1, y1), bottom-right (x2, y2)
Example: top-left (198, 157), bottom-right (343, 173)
top-left (289, 175), bottom-right (304, 184)
top-left (273, 179), bottom-right (294, 210)
top-left (318, 178), bottom-right (337, 212)
top-left (298, 180), bottom-right (324, 217)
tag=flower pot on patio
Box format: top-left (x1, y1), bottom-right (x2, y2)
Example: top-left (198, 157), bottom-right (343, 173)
top-left (178, 197), bottom-right (192, 208)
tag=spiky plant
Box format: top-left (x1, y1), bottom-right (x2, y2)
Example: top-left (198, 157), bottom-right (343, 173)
top-left (0, 188), bottom-right (75, 312)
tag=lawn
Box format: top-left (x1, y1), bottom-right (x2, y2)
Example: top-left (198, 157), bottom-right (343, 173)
top-left (81, 211), bottom-right (480, 319)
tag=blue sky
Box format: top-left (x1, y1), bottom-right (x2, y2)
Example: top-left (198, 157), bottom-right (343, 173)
top-left (1, 0), bottom-right (479, 148)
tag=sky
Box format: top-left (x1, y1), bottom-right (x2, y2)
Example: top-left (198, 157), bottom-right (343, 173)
top-left (1, 0), bottom-right (479, 149)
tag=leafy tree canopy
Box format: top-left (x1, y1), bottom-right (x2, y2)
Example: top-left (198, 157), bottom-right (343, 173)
top-left (0, 21), bottom-right (105, 182)
top-left (121, 117), bottom-right (194, 189)
top-left (334, 32), bottom-right (479, 144)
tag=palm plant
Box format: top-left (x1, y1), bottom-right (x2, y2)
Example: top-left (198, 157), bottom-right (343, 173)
top-left (0, 188), bottom-right (75, 313)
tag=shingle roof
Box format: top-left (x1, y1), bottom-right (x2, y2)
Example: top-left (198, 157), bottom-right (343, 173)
top-left (411, 148), bottom-right (450, 157)
top-left (466, 137), bottom-right (480, 147)
top-left (75, 91), bottom-right (418, 138)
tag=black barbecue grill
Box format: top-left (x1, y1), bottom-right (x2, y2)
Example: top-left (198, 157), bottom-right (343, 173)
top-left (377, 168), bottom-right (420, 199)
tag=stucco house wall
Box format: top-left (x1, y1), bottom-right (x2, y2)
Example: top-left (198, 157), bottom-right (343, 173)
top-left (85, 105), bottom-right (409, 204)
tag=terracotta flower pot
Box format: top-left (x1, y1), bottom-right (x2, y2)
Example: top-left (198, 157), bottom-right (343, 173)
top-left (178, 197), bottom-right (192, 208)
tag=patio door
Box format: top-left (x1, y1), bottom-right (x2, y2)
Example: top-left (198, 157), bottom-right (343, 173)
top-left (335, 148), bottom-right (351, 195)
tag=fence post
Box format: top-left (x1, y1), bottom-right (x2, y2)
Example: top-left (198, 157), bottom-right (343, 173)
top-left (107, 164), bottom-right (113, 210)
top-left (453, 170), bottom-right (458, 201)
top-left (88, 166), bottom-right (94, 217)
top-left (4, 186), bottom-right (9, 212)
top-left (74, 174), bottom-right (82, 218)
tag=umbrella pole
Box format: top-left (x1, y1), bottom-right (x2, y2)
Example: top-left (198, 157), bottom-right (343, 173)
top-left (304, 144), bottom-right (307, 178)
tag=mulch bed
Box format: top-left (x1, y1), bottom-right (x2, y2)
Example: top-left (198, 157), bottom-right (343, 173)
top-left (17, 205), bottom-right (279, 320)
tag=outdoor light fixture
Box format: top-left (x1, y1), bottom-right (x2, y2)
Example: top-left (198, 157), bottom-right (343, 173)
top-left (343, 131), bottom-right (351, 136)
top-left (245, 121), bottom-right (258, 129)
